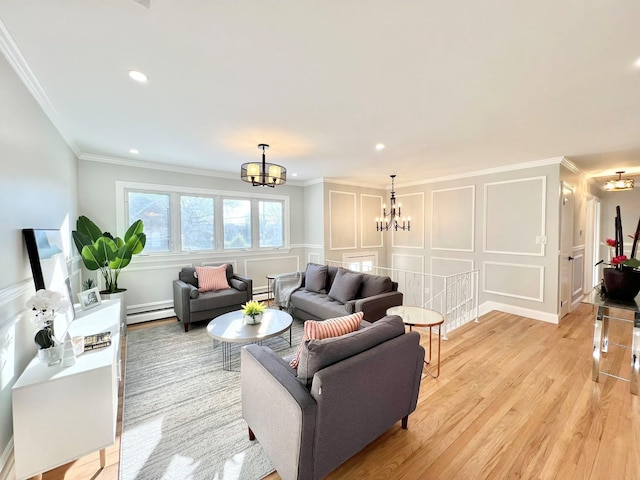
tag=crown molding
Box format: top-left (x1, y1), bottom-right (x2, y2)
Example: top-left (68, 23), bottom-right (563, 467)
top-left (80, 153), bottom-right (308, 186)
top-left (396, 157), bottom-right (565, 188)
top-left (0, 20), bottom-right (81, 157)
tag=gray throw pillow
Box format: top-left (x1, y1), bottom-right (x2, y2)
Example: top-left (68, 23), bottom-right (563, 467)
top-left (359, 274), bottom-right (393, 298)
top-left (305, 263), bottom-right (328, 293)
top-left (297, 315), bottom-right (405, 386)
top-left (328, 268), bottom-right (363, 304)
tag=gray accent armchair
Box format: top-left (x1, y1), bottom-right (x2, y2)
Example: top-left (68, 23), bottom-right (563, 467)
top-left (173, 264), bottom-right (252, 332)
top-left (241, 316), bottom-right (424, 480)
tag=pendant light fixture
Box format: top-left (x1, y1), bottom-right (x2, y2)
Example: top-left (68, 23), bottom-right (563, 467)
top-left (376, 174), bottom-right (410, 231)
top-left (241, 144), bottom-right (287, 187)
top-left (604, 171), bottom-right (634, 191)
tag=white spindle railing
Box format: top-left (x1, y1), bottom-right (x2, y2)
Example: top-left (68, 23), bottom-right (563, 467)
top-left (325, 261), bottom-right (479, 338)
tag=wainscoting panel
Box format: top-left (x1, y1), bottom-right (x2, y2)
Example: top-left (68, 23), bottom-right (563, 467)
top-left (431, 185), bottom-right (475, 252)
top-left (392, 192), bottom-right (424, 249)
top-left (572, 252), bottom-right (584, 297)
top-left (430, 257), bottom-right (475, 277)
top-left (244, 256), bottom-right (300, 292)
top-left (120, 263), bottom-right (193, 315)
top-left (483, 261), bottom-right (544, 302)
top-left (484, 176), bottom-right (546, 256)
top-left (329, 190), bottom-right (357, 250)
top-left (361, 194), bottom-right (383, 248)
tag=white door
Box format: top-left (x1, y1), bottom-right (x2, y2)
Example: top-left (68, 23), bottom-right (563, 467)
top-left (559, 182), bottom-right (574, 318)
top-left (584, 196), bottom-right (601, 292)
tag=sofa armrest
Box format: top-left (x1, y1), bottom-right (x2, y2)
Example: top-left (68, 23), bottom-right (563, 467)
top-left (353, 291), bottom-right (404, 322)
top-left (231, 274), bottom-right (253, 299)
top-left (172, 280), bottom-right (194, 323)
top-left (241, 345), bottom-right (316, 480)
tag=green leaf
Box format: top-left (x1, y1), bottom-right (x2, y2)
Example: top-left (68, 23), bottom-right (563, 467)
top-left (110, 245), bottom-right (132, 270)
top-left (80, 244), bottom-right (106, 270)
top-left (72, 230), bottom-right (93, 255)
top-left (76, 216), bottom-right (103, 243)
top-left (126, 233), bottom-right (146, 254)
top-left (623, 258), bottom-right (640, 268)
top-left (124, 219), bottom-right (144, 241)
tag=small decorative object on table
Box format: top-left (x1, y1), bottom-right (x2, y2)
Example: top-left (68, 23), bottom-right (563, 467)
top-left (78, 287), bottom-right (102, 310)
top-left (600, 206), bottom-right (640, 301)
top-left (241, 300), bottom-right (266, 325)
top-left (26, 289), bottom-right (71, 366)
top-left (84, 331), bottom-right (112, 351)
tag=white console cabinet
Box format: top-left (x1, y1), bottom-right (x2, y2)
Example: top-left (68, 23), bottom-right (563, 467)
top-left (12, 299), bottom-right (121, 480)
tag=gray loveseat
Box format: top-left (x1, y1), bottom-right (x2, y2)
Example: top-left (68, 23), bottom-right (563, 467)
top-left (285, 263), bottom-right (403, 322)
top-left (241, 315), bottom-right (425, 480)
top-left (172, 264), bottom-right (253, 332)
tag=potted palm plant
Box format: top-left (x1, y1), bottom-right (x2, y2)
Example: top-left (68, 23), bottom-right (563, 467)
top-left (72, 216), bottom-right (146, 334)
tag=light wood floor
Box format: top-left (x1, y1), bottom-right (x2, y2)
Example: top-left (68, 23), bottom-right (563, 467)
top-left (35, 305), bottom-right (640, 480)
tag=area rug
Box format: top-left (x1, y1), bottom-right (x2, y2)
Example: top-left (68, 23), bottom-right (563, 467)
top-left (120, 316), bottom-right (303, 480)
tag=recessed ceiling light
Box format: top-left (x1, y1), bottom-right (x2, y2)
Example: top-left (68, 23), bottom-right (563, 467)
top-left (292, 173), bottom-right (298, 177)
top-left (129, 149), bottom-right (139, 154)
top-left (375, 143), bottom-right (385, 151)
top-left (128, 70), bottom-right (148, 83)
top-left (635, 57), bottom-right (640, 68)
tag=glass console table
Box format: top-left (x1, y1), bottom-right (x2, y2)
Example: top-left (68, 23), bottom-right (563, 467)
top-left (583, 290), bottom-right (640, 395)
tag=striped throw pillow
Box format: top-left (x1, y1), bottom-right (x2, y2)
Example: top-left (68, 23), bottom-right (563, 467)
top-left (195, 265), bottom-right (230, 292)
top-left (289, 311), bottom-right (364, 369)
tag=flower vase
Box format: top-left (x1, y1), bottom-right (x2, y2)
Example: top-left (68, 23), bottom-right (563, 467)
top-left (603, 267), bottom-right (640, 301)
top-left (37, 345), bottom-right (63, 366)
top-left (243, 313), bottom-right (263, 325)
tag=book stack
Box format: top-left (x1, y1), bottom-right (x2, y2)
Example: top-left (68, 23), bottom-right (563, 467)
top-left (84, 331), bottom-right (111, 351)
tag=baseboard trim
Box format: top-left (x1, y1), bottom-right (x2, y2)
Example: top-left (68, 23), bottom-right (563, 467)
top-left (126, 308), bottom-right (176, 325)
top-left (479, 301), bottom-right (559, 324)
top-left (0, 437), bottom-right (14, 480)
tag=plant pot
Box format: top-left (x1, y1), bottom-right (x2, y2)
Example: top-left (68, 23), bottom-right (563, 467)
top-left (101, 290), bottom-right (127, 336)
top-left (603, 267), bottom-right (640, 301)
top-left (243, 313), bottom-right (263, 325)
top-left (37, 345), bottom-right (63, 366)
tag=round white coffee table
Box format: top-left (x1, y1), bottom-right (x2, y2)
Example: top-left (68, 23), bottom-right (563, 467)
top-left (206, 309), bottom-right (293, 370)
top-left (387, 305), bottom-right (445, 378)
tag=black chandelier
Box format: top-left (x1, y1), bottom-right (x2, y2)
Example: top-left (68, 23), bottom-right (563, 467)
top-left (240, 144), bottom-right (287, 187)
top-left (376, 174), bottom-right (410, 231)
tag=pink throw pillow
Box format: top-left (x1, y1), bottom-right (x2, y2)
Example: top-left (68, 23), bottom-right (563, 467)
top-left (195, 265), bottom-right (230, 292)
top-left (289, 311), bottom-right (364, 369)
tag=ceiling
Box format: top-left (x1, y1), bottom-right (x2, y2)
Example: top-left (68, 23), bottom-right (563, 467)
top-left (1, 0), bottom-right (639, 188)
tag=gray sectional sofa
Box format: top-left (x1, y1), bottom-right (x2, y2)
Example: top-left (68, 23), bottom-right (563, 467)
top-left (285, 263), bottom-right (403, 322)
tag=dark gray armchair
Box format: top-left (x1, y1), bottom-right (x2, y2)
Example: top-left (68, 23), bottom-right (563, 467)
top-left (173, 264), bottom-right (252, 332)
top-left (241, 315), bottom-right (424, 479)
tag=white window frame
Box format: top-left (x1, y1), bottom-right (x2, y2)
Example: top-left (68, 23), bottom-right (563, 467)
top-left (116, 181), bottom-right (290, 256)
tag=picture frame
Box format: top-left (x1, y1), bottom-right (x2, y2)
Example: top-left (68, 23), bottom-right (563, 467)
top-left (23, 228), bottom-right (75, 338)
top-left (78, 288), bottom-right (102, 310)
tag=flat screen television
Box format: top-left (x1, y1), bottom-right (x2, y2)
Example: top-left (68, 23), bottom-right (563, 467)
top-left (23, 228), bottom-right (75, 340)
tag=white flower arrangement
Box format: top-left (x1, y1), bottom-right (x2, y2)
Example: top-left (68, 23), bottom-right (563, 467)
top-left (25, 289), bottom-right (71, 328)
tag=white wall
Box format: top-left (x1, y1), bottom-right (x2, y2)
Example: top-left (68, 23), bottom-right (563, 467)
top-left (0, 53), bottom-right (78, 472)
top-left (320, 163), bottom-right (565, 320)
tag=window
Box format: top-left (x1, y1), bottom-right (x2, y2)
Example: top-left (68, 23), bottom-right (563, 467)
top-left (181, 195), bottom-right (214, 251)
top-left (259, 200), bottom-right (283, 248)
top-left (223, 199), bottom-right (251, 249)
top-left (121, 182), bottom-right (288, 255)
top-left (128, 191), bottom-right (170, 252)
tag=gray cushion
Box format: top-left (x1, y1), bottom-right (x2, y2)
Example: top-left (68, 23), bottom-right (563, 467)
top-left (358, 274), bottom-right (393, 298)
top-left (305, 263), bottom-right (328, 293)
top-left (230, 278), bottom-right (247, 291)
top-left (328, 268), bottom-right (363, 304)
top-left (190, 288), bottom-right (247, 312)
top-left (297, 315), bottom-right (406, 386)
top-left (290, 290), bottom-right (350, 319)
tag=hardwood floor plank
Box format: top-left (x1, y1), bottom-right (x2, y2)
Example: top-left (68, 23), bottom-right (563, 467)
top-left (37, 305), bottom-right (640, 480)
